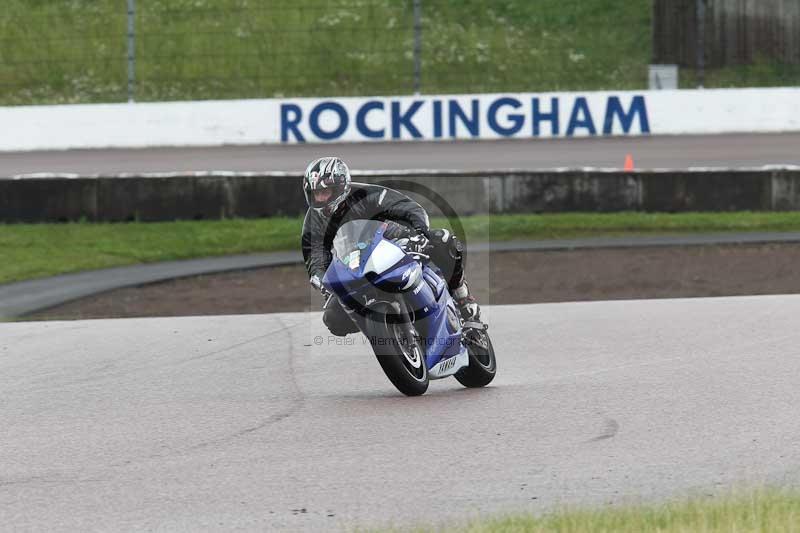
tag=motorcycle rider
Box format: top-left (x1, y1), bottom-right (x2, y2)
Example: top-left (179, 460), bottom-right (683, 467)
top-left (301, 156), bottom-right (481, 337)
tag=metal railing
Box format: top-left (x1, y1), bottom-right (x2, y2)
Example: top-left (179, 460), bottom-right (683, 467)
top-left (126, 0), bottom-right (136, 102)
top-left (0, 0), bottom-right (798, 106)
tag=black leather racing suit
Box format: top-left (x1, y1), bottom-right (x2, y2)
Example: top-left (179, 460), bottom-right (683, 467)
top-left (301, 182), bottom-right (465, 336)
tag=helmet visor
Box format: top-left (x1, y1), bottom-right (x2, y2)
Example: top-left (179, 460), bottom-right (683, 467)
top-left (305, 182), bottom-right (346, 209)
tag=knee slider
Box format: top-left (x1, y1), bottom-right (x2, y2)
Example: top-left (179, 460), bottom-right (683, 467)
top-left (323, 309), bottom-right (346, 336)
top-left (323, 307), bottom-right (358, 337)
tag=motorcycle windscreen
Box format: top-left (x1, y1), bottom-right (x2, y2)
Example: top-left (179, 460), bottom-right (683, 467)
top-left (331, 220), bottom-right (387, 269)
top-left (324, 219), bottom-right (390, 298)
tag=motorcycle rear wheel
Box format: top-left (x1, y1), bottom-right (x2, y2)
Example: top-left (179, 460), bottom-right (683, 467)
top-left (363, 306), bottom-right (429, 396)
top-left (455, 328), bottom-right (497, 388)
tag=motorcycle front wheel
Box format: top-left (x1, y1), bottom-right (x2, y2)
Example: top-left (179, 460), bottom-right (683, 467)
top-left (363, 304), bottom-right (429, 396)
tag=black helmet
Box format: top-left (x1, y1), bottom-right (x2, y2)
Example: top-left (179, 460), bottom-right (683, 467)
top-left (303, 156), bottom-right (351, 217)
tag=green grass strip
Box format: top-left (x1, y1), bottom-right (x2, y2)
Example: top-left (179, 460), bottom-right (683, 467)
top-left (447, 489), bottom-right (800, 533)
top-left (1, 0), bottom-right (653, 104)
top-left (3, 212), bottom-right (800, 285)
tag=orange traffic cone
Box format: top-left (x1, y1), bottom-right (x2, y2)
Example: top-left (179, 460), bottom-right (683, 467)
top-left (623, 154), bottom-right (634, 171)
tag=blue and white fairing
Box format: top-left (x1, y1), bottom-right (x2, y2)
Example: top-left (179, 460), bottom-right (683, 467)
top-left (322, 220), bottom-right (468, 379)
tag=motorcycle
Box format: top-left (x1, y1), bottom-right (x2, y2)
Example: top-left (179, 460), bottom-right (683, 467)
top-left (321, 219), bottom-right (496, 396)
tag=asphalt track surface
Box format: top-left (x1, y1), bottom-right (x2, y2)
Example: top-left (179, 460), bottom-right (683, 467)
top-left (3, 296), bottom-right (800, 531)
top-left (2, 133), bottom-right (800, 176)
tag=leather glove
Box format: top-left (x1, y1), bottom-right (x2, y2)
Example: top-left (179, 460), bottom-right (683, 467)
top-left (414, 226), bottom-right (431, 239)
top-left (310, 274), bottom-right (330, 297)
top-left (382, 221), bottom-right (412, 240)
top-left (396, 233), bottom-right (430, 255)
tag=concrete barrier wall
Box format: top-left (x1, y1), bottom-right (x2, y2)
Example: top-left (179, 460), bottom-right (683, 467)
top-left (1, 88), bottom-right (800, 151)
top-left (3, 168), bottom-right (800, 223)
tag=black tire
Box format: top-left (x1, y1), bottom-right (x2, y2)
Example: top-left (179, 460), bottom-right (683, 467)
top-left (455, 329), bottom-right (497, 388)
top-left (362, 306), bottom-right (429, 396)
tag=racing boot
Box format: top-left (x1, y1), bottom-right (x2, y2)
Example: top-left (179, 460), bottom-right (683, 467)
top-left (453, 281), bottom-right (482, 324)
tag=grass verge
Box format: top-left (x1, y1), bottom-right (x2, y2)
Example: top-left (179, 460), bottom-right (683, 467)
top-left (3, 1), bottom-right (798, 105)
top-left (446, 489), bottom-right (800, 533)
top-left (0, 0), bottom-right (651, 104)
top-left (4, 212), bottom-right (800, 285)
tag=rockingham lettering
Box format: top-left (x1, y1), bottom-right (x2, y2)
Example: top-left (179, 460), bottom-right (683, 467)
top-left (279, 93), bottom-right (651, 142)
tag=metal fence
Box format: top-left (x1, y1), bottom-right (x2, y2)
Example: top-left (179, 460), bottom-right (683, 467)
top-left (653, 0), bottom-right (800, 87)
top-left (0, 0), bottom-right (799, 106)
top-left (125, 0), bottom-right (423, 102)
